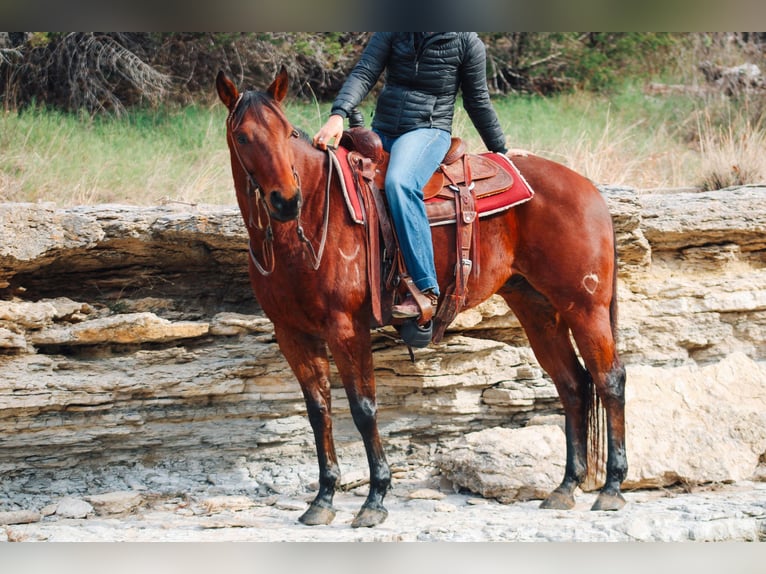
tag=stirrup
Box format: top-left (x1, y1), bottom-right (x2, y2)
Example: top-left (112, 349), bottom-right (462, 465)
top-left (391, 289), bottom-right (438, 321)
top-left (391, 294), bottom-right (420, 319)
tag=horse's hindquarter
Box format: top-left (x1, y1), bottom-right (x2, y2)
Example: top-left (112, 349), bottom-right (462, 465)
top-left (508, 155), bottom-right (616, 306)
top-left (438, 154), bottom-right (616, 313)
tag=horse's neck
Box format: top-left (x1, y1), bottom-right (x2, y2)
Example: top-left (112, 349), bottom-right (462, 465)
top-left (295, 140), bottom-right (329, 203)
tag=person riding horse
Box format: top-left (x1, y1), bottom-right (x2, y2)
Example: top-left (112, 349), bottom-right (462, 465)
top-left (313, 32), bottom-right (509, 322)
top-left (218, 64), bottom-right (626, 527)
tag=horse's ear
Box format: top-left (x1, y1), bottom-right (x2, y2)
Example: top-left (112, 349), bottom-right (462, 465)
top-left (268, 65), bottom-right (289, 103)
top-left (216, 71), bottom-right (239, 111)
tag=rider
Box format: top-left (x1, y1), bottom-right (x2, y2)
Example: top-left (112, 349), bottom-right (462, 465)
top-left (314, 32), bottom-right (508, 320)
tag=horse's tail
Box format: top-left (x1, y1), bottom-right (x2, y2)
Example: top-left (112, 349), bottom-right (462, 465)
top-left (585, 228), bottom-right (620, 490)
top-left (609, 228), bottom-right (620, 345)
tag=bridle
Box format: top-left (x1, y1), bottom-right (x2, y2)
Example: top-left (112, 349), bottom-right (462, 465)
top-left (226, 93), bottom-right (332, 276)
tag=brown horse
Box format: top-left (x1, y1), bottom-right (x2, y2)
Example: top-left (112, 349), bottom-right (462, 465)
top-left (216, 68), bottom-right (627, 528)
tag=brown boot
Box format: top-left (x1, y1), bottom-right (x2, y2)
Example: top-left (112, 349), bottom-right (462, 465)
top-left (391, 294), bottom-right (420, 319)
top-left (391, 290), bottom-right (439, 320)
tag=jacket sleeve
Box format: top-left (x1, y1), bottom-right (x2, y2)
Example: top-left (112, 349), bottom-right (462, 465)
top-left (330, 33), bottom-right (391, 119)
top-left (459, 34), bottom-right (508, 154)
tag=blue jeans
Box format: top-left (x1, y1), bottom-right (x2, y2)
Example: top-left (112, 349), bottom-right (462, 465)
top-left (376, 128), bottom-right (451, 296)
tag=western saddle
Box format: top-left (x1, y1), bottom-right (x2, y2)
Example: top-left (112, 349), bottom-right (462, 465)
top-left (339, 127), bottom-right (513, 344)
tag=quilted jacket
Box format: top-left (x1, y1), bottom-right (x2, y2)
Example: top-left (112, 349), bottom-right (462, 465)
top-left (330, 32), bottom-right (507, 153)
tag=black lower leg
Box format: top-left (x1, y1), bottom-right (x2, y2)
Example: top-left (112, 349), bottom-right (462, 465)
top-left (350, 397), bottom-right (391, 505)
top-left (592, 363), bottom-right (627, 511)
top-left (349, 397), bottom-right (391, 527)
top-left (300, 393), bottom-right (340, 523)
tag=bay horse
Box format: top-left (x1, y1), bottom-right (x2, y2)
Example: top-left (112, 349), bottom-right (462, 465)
top-left (216, 67), bottom-right (627, 528)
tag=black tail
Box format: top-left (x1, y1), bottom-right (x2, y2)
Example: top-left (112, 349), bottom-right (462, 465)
top-left (585, 228), bottom-right (621, 490)
top-left (609, 228), bottom-right (620, 344)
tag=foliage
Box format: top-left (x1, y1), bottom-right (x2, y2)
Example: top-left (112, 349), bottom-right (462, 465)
top-left (3, 33), bottom-right (170, 115)
top-left (0, 32), bottom-right (369, 114)
top-left (482, 33), bottom-right (682, 94)
top-left (3, 32), bottom-right (766, 113)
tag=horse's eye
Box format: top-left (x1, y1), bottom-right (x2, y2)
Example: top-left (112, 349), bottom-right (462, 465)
top-left (236, 134), bottom-right (249, 145)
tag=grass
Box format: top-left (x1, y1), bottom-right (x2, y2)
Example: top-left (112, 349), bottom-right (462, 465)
top-left (2, 82), bottom-right (765, 207)
top-left (0, 103), bottom-right (232, 205)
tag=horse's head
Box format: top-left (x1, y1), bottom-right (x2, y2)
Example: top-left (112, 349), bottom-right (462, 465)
top-left (217, 67), bottom-right (302, 222)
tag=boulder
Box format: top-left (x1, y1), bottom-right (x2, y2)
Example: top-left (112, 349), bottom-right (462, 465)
top-left (436, 353), bottom-right (766, 501)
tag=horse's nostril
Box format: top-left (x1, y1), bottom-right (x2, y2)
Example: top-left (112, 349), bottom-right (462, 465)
top-left (269, 189), bottom-right (302, 221)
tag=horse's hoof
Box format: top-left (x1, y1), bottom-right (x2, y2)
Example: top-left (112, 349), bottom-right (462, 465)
top-left (298, 502), bottom-right (337, 526)
top-left (539, 489), bottom-right (576, 510)
top-left (591, 491), bottom-right (626, 511)
top-left (351, 504), bottom-right (388, 528)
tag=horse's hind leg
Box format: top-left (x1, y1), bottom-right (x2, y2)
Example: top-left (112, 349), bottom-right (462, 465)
top-left (501, 279), bottom-right (592, 509)
top-left (327, 316), bottom-right (391, 528)
top-left (273, 325), bottom-right (340, 525)
top-left (567, 308), bottom-right (627, 511)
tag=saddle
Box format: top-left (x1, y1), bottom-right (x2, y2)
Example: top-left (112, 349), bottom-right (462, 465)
top-left (337, 127), bottom-right (529, 343)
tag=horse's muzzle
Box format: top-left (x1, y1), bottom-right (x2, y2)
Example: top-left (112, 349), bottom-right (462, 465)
top-left (269, 189), bottom-right (302, 222)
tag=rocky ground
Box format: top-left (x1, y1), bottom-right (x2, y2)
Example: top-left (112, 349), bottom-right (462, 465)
top-left (2, 446), bottom-right (766, 542)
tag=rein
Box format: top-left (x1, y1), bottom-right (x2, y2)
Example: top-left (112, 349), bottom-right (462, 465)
top-left (227, 94), bottom-right (333, 276)
top-left (296, 151), bottom-right (332, 272)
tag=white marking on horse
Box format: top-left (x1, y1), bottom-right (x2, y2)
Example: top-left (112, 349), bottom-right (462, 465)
top-left (339, 245), bottom-right (362, 284)
top-left (339, 245), bottom-right (360, 261)
top-left (582, 273), bottom-right (599, 295)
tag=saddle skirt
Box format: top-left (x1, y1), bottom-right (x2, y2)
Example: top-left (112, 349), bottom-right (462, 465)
top-left (333, 146), bottom-right (535, 228)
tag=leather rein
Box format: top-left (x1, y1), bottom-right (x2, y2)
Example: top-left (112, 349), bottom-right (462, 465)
top-left (227, 93), bottom-right (332, 276)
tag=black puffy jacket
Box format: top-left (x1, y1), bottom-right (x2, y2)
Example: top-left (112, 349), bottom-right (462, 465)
top-left (331, 32), bottom-right (507, 153)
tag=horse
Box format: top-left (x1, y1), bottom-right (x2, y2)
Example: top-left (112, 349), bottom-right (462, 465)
top-left (215, 67), bottom-right (627, 528)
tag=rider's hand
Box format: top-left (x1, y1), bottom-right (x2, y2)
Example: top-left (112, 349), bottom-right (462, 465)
top-left (313, 114), bottom-right (345, 150)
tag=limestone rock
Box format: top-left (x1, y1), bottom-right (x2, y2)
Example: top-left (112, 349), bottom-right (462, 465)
top-left (0, 510), bottom-right (42, 525)
top-left (435, 353), bottom-right (766, 502)
top-left (407, 489), bottom-right (446, 500)
top-left (436, 426), bottom-right (566, 503)
top-left (86, 491), bottom-right (143, 515)
top-left (639, 188), bottom-right (766, 252)
top-left (0, 186), bottom-right (765, 507)
top-left (200, 495), bottom-right (255, 514)
top-left (0, 327), bottom-right (26, 350)
top-left (209, 312), bottom-right (275, 336)
top-left (29, 312), bottom-right (209, 346)
top-left (624, 353), bottom-right (766, 488)
top-left (55, 497), bottom-right (93, 519)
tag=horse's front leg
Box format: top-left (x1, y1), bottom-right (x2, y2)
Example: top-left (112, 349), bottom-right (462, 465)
top-left (273, 325), bottom-right (340, 525)
top-left (327, 317), bottom-right (391, 528)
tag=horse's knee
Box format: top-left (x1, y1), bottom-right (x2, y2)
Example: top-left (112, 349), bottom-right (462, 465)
top-left (605, 362), bottom-right (626, 399)
top-left (593, 361), bottom-right (625, 408)
top-left (349, 396), bottom-right (378, 430)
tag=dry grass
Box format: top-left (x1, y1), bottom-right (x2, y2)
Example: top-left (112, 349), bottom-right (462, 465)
top-left (2, 80), bottom-right (766, 207)
top-left (695, 105), bottom-right (766, 190)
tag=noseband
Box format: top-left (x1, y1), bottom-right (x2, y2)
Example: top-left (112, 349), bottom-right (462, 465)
top-left (227, 93), bottom-right (332, 276)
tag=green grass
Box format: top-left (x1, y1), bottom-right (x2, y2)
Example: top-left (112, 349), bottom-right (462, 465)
top-left (0, 103), bottom-right (232, 205)
top-left (2, 82), bottom-right (765, 207)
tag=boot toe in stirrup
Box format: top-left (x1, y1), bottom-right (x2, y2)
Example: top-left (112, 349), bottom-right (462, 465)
top-left (391, 295), bottom-right (420, 319)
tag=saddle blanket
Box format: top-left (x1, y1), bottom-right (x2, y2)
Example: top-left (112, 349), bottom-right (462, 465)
top-left (333, 147), bottom-right (535, 227)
